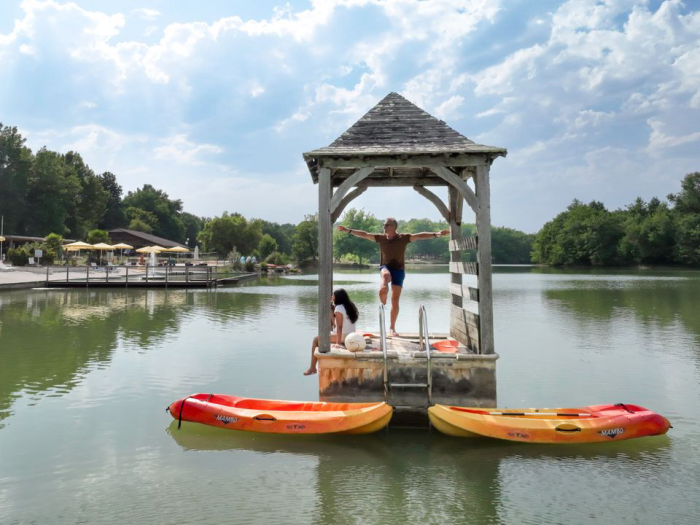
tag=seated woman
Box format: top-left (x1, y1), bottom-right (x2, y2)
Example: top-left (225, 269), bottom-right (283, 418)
top-left (303, 288), bottom-right (359, 376)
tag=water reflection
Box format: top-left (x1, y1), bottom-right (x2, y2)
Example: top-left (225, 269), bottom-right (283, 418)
top-left (167, 421), bottom-right (672, 524)
top-left (0, 288), bottom-right (271, 426)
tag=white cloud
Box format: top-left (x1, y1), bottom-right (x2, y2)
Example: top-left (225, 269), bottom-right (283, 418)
top-left (153, 134), bottom-right (223, 165)
top-left (132, 8), bottom-right (160, 20)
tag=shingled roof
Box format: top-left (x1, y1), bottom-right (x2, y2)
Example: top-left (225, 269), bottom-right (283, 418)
top-left (304, 92), bottom-right (506, 157)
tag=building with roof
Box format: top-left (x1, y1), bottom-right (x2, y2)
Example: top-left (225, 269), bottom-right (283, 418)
top-left (108, 229), bottom-right (187, 250)
top-left (304, 92), bottom-right (507, 418)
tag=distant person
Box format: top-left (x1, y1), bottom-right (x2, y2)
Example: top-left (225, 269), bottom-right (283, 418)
top-left (337, 218), bottom-right (448, 337)
top-left (304, 288), bottom-right (359, 376)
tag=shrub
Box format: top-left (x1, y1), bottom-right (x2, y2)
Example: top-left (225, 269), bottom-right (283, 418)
top-left (244, 260), bottom-right (255, 272)
top-left (7, 247), bottom-right (28, 266)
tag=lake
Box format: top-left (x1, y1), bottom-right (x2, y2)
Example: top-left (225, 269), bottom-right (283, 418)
top-left (1, 266), bottom-right (699, 524)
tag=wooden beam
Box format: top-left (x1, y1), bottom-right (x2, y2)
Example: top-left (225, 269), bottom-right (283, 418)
top-left (450, 283), bottom-right (479, 302)
top-left (331, 186), bottom-right (367, 223)
top-left (317, 167), bottom-right (333, 354)
top-left (449, 262), bottom-right (478, 275)
top-left (448, 186), bottom-right (463, 312)
top-left (449, 236), bottom-right (477, 251)
top-left (336, 177), bottom-right (448, 187)
top-left (475, 164), bottom-right (494, 355)
top-left (315, 153), bottom-right (495, 170)
top-left (412, 185), bottom-right (450, 222)
top-left (330, 167), bottom-right (374, 215)
top-left (430, 166), bottom-right (478, 214)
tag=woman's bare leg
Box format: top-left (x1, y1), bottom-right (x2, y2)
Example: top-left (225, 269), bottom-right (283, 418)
top-left (304, 336), bottom-right (319, 375)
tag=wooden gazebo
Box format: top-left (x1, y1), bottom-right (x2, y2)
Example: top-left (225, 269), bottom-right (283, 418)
top-left (303, 92), bottom-right (507, 415)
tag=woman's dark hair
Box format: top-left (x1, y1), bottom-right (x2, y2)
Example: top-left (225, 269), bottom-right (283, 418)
top-left (333, 288), bottom-right (359, 324)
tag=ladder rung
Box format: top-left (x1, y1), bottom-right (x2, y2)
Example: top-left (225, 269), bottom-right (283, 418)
top-left (389, 383), bottom-right (428, 388)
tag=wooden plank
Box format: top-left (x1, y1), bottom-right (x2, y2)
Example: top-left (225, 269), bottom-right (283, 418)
top-left (330, 167), bottom-right (374, 215)
top-left (331, 186), bottom-right (367, 223)
top-left (449, 283), bottom-right (479, 302)
top-left (448, 186), bottom-right (463, 309)
top-left (337, 177), bottom-right (449, 187)
top-left (430, 166), bottom-right (478, 214)
top-left (316, 153), bottom-right (493, 170)
top-left (451, 305), bottom-right (480, 330)
top-left (412, 185), bottom-right (450, 222)
top-left (475, 164), bottom-right (494, 355)
top-left (317, 167), bottom-right (333, 353)
top-left (449, 262), bottom-right (478, 275)
top-left (449, 236), bottom-right (477, 251)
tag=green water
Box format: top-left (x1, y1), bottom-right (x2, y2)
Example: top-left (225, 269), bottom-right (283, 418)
top-left (1, 267), bottom-right (699, 524)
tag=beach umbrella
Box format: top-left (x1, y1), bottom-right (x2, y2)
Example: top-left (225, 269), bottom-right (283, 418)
top-left (0, 236), bottom-right (5, 242)
top-left (91, 242), bottom-right (114, 265)
top-left (112, 242), bottom-right (133, 261)
top-left (63, 241), bottom-right (94, 261)
top-left (163, 246), bottom-right (189, 261)
top-left (135, 245), bottom-right (165, 254)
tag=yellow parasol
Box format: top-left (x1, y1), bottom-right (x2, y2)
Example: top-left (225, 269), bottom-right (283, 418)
top-left (111, 243), bottom-right (133, 261)
top-left (163, 245), bottom-right (189, 261)
top-left (64, 241), bottom-right (93, 251)
top-left (0, 236), bottom-right (5, 242)
top-left (135, 245), bottom-right (165, 254)
top-left (91, 242), bottom-right (114, 264)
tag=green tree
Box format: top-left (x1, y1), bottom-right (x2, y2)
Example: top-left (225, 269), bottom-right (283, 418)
top-left (491, 227), bottom-right (535, 264)
top-left (128, 219), bottom-right (153, 234)
top-left (333, 209), bottom-right (381, 264)
top-left (98, 172), bottom-right (126, 230)
top-left (25, 148), bottom-right (81, 236)
top-left (197, 213), bottom-right (262, 256)
top-left (63, 152), bottom-right (108, 239)
top-left (122, 184), bottom-right (185, 242)
top-left (532, 200), bottom-right (624, 266)
top-left (0, 124), bottom-right (32, 235)
top-left (618, 197), bottom-right (675, 264)
top-left (181, 212), bottom-right (204, 248)
top-left (86, 229), bottom-right (109, 245)
top-left (258, 220), bottom-right (295, 254)
top-left (258, 234), bottom-right (278, 260)
top-left (292, 215), bottom-right (318, 263)
top-left (668, 172), bottom-right (700, 265)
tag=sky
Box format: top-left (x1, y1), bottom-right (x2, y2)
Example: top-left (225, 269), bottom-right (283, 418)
top-left (1, 0), bottom-right (699, 233)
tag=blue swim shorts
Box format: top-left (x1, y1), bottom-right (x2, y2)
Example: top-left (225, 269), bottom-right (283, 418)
top-left (380, 265), bottom-right (406, 288)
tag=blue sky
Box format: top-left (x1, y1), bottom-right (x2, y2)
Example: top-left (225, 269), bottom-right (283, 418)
top-left (1, 0), bottom-right (699, 232)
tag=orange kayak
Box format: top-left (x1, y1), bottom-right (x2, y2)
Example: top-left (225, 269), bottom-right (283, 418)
top-left (167, 394), bottom-right (393, 434)
top-left (428, 403), bottom-right (671, 444)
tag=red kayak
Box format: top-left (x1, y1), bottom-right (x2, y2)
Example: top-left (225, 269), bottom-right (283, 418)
top-left (167, 393), bottom-right (393, 434)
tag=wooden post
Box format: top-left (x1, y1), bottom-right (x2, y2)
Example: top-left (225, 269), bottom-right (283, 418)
top-left (125, 266), bottom-right (129, 288)
top-left (475, 164), bottom-right (494, 355)
top-left (86, 265), bottom-right (89, 288)
top-left (317, 167), bottom-right (333, 353)
top-left (165, 265), bottom-right (168, 288)
top-left (46, 266), bottom-right (49, 286)
top-left (448, 186), bottom-right (463, 309)
top-left (66, 265), bottom-right (69, 283)
top-left (146, 264), bottom-right (149, 284)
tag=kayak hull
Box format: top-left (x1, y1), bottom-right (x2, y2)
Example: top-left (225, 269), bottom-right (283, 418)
top-left (168, 394), bottom-right (393, 435)
top-left (429, 403), bottom-right (671, 444)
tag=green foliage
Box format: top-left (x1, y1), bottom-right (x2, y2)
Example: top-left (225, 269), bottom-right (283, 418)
top-left (0, 124), bottom-right (32, 235)
top-left (244, 260), bottom-right (255, 272)
top-left (98, 172), bottom-right (126, 230)
top-left (492, 227), bottom-right (535, 264)
top-left (86, 229), bottom-right (109, 245)
top-left (7, 247), bottom-right (28, 266)
top-left (258, 234), bottom-right (278, 260)
top-left (258, 220), bottom-right (295, 254)
top-left (198, 213), bottom-right (262, 256)
top-left (181, 212), bottom-right (204, 247)
top-left (265, 251), bottom-right (289, 265)
top-left (63, 152), bottom-right (108, 239)
top-left (127, 218), bottom-right (153, 234)
top-left (227, 247), bottom-right (242, 270)
top-left (122, 184), bottom-right (185, 242)
top-left (292, 215), bottom-right (318, 263)
top-left (334, 209), bottom-right (381, 264)
top-left (532, 200), bottom-right (624, 266)
top-left (44, 233), bottom-right (64, 255)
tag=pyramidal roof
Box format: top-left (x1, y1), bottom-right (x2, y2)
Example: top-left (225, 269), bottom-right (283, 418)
top-left (304, 92), bottom-right (506, 157)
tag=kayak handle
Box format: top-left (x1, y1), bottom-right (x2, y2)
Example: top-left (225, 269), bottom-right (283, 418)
top-left (555, 424), bottom-right (582, 433)
top-left (253, 414), bottom-right (277, 422)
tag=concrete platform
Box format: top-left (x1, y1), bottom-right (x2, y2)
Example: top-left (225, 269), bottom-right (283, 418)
top-left (316, 333), bottom-right (498, 426)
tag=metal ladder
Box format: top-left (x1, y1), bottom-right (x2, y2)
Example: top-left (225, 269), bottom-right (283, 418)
top-left (380, 304), bottom-right (433, 408)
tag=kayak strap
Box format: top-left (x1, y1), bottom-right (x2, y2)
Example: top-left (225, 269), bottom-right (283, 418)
top-left (615, 403), bottom-right (635, 414)
top-left (178, 396), bottom-right (194, 430)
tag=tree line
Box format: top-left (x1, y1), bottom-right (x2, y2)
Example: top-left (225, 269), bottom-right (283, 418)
top-left (531, 172), bottom-right (700, 267)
